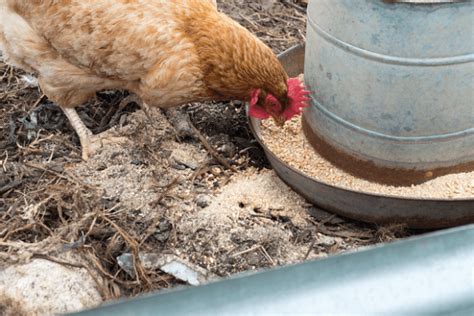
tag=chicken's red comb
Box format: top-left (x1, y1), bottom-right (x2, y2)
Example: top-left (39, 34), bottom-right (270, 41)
top-left (283, 77), bottom-right (312, 121)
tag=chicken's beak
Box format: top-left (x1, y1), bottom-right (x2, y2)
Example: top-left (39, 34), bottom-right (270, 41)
top-left (272, 114), bottom-right (286, 127)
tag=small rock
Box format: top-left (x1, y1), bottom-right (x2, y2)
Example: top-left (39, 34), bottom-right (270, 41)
top-left (0, 259), bottom-right (102, 316)
top-left (117, 253), bottom-right (136, 278)
top-left (142, 253), bottom-right (216, 286)
top-left (96, 162), bottom-right (108, 171)
top-left (195, 194), bottom-right (211, 208)
top-left (170, 163), bottom-right (187, 171)
top-left (117, 253), bottom-right (216, 286)
top-left (246, 252), bottom-right (261, 266)
top-left (48, 163), bottom-right (65, 173)
top-left (100, 196), bottom-right (120, 209)
top-left (316, 233), bottom-right (337, 247)
top-left (154, 231), bottom-right (170, 243)
top-left (130, 159), bottom-right (144, 166)
top-left (218, 143), bottom-right (236, 158)
top-left (211, 167), bottom-right (222, 175)
top-left (170, 149), bottom-right (199, 170)
top-left (258, 0), bottom-right (276, 10)
top-left (154, 218), bottom-right (172, 242)
top-left (165, 108), bottom-right (194, 138)
top-left (160, 149), bottom-right (173, 159)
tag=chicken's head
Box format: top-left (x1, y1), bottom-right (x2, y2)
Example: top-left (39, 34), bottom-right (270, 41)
top-left (248, 77), bottom-right (311, 126)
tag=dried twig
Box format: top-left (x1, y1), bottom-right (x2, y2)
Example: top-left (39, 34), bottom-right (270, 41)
top-left (148, 176), bottom-right (180, 209)
top-left (187, 116), bottom-right (237, 172)
top-left (0, 180), bottom-right (22, 195)
top-left (230, 245), bottom-right (261, 258)
top-left (100, 213), bottom-right (153, 288)
top-left (281, 0), bottom-right (307, 14)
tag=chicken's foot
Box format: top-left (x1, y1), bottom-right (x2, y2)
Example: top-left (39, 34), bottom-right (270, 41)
top-left (62, 107), bottom-right (128, 160)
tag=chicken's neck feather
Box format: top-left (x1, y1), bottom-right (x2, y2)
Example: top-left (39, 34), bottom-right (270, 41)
top-left (179, 5), bottom-right (288, 103)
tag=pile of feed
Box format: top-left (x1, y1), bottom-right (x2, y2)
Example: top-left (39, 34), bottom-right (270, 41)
top-left (261, 117), bottom-right (474, 199)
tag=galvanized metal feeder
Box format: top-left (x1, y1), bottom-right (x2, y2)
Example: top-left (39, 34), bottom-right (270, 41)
top-left (304, 0), bottom-right (474, 185)
top-left (249, 0), bottom-right (474, 229)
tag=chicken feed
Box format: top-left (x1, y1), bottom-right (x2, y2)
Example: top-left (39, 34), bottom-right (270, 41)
top-left (261, 116), bottom-right (474, 199)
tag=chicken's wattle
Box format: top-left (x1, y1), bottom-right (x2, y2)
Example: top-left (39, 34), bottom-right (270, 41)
top-left (248, 88), bottom-right (270, 119)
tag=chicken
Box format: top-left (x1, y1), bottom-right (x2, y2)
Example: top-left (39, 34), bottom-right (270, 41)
top-left (0, 0), bottom-right (310, 160)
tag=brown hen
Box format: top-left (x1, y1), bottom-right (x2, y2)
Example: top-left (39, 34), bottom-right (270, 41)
top-left (0, 0), bottom-right (304, 160)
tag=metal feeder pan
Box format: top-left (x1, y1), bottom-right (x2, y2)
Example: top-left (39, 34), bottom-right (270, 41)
top-left (248, 44), bottom-right (474, 229)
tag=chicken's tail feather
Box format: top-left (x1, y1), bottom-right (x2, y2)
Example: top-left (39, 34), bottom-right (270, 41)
top-left (0, 4), bottom-right (49, 72)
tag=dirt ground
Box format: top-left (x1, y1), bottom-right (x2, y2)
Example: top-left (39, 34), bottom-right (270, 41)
top-left (0, 1), bottom-right (413, 314)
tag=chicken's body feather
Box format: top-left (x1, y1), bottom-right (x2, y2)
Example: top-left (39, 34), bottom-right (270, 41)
top-left (1, 0), bottom-right (281, 108)
top-left (0, 0), bottom-right (292, 160)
